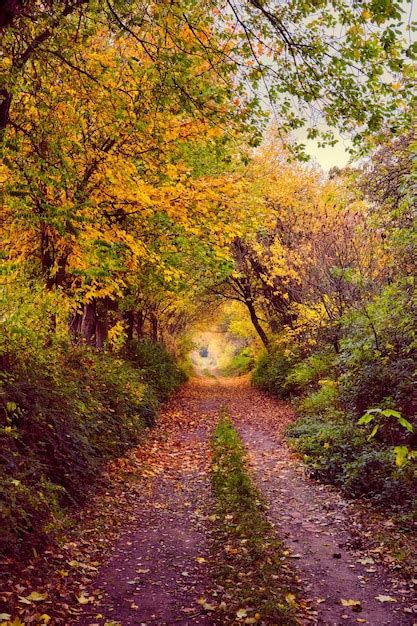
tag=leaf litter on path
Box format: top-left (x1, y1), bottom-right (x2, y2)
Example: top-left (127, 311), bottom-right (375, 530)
top-left (1, 376), bottom-right (415, 625)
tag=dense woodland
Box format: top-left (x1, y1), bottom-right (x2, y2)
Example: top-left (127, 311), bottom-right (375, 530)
top-left (0, 0), bottom-right (416, 620)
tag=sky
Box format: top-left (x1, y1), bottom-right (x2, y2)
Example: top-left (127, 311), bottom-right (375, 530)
top-left (303, 135), bottom-right (353, 172)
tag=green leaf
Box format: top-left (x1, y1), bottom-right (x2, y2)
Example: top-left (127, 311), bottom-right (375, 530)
top-left (393, 446), bottom-right (409, 467)
top-left (358, 412), bottom-right (375, 424)
top-left (367, 424), bottom-right (379, 440)
top-left (397, 416), bottom-right (414, 432)
top-left (381, 409), bottom-right (401, 418)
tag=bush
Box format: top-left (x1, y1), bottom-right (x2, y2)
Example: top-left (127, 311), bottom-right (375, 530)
top-left (221, 346), bottom-right (255, 376)
top-left (287, 415), bottom-right (366, 482)
top-left (338, 281), bottom-right (416, 419)
top-left (287, 415), bottom-right (417, 505)
top-left (286, 352), bottom-right (336, 393)
top-left (251, 346), bottom-right (295, 398)
top-left (297, 381), bottom-right (339, 417)
top-left (0, 333), bottom-right (184, 556)
top-left (123, 338), bottom-right (187, 402)
top-left (341, 449), bottom-right (415, 503)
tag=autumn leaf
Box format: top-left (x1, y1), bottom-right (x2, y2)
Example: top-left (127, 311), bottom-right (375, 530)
top-left (285, 593), bottom-right (297, 607)
top-left (18, 590), bottom-right (48, 604)
top-left (76, 591), bottom-right (95, 604)
top-left (341, 599), bottom-right (362, 611)
top-left (197, 597), bottom-right (216, 611)
top-left (375, 595), bottom-right (397, 603)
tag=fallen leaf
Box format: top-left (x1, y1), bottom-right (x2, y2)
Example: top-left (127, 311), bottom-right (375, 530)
top-left (197, 597), bottom-right (216, 611)
top-left (196, 557), bottom-right (207, 564)
top-left (285, 593), bottom-right (297, 607)
top-left (76, 592), bottom-right (95, 605)
top-left (357, 558), bottom-right (374, 565)
top-left (341, 599), bottom-right (362, 611)
top-left (18, 591), bottom-right (48, 604)
top-left (18, 596), bottom-right (33, 605)
top-left (375, 595), bottom-right (397, 603)
top-left (237, 608), bottom-right (248, 619)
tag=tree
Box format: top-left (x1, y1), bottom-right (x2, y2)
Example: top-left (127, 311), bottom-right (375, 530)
top-left (1, 0), bottom-right (415, 145)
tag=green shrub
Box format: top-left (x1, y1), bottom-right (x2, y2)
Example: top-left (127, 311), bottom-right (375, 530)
top-left (0, 333), bottom-right (184, 556)
top-left (287, 416), bottom-right (417, 505)
top-left (338, 281), bottom-right (416, 419)
top-left (340, 449), bottom-right (415, 503)
top-left (123, 338), bottom-right (187, 402)
top-left (251, 346), bottom-right (295, 398)
top-left (297, 381), bottom-right (339, 417)
top-left (221, 346), bottom-right (255, 376)
top-left (287, 415), bottom-right (366, 481)
top-left (286, 352), bottom-right (336, 392)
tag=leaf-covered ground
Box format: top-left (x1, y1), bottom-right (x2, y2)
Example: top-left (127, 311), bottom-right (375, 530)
top-left (1, 377), bottom-right (415, 625)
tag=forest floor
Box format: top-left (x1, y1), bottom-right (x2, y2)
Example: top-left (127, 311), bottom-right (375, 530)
top-left (1, 377), bottom-right (416, 625)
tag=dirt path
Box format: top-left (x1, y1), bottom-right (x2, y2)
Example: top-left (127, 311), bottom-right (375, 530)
top-left (226, 379), bottom-right (416, 626)
top-left (45, 377), bottom-right (415, 625)
top-left (74, 381), bottom-right (221, 625)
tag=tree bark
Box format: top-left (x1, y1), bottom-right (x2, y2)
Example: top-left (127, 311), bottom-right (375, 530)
top-left (246, 298), bottom-right (269, 348)
top-left (150, 311), bottom-right (158, 342)
top-left (80, 301), bottom-right (97, 346)
top-left (124, 310), bottom-right (134, 342)
top-left (135, 310), bottom-right (144, 339)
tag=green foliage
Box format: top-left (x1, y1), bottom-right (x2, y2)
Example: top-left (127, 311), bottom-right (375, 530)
top-left (287, 415), bottom-right (367, 483)
top-left (0, 331), bottom-right (183, 556)
top-left (212, 414), bottom-right (297, 624)
top-left (286, 352), bottom-right (336, 391)
top-left (358, 407), bottom-right (414, 437)
top-left (251, 346), bottom-right (295, 398)
top-left (123, 339), bottom-right (187, 403)
top-left (338, 280), bottom-right (416, 418)
top-left (221, 346), bottom-right (255, 376)
top-left (287, 415), bottom-right (416, 504)
top-left (298, 381), bottom-right (339, 417)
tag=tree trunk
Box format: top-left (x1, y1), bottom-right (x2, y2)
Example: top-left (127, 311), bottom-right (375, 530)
top-left (69, 312), bottom-right (83, 342)
top-left (135, 310), bottom-right (144, 339)
top-left (246, 298), bottom-right (269, 348)
top-left (150, 312), bottom-right (158, 342)
top-left (95, 299), bottom-right (108, 349)
top-left (124, 310), bottom-right (134, 342)
top-left (0, 88), bottom-right (11, 131)
top-left (80, 301), bottom-right (97, 345)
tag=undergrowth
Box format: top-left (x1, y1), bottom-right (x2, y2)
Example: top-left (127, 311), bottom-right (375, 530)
top-left (220, 346), bottom-right (255, 377)
top-left (211, 414), bottom-right (297, 625)
top-left (0, 333), bottom-right (185, 556)
top-left (252, 343), bottom-right (416, 512)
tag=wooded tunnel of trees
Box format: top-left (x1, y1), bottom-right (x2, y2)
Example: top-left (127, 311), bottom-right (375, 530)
top-left (0, 0), bottom-right (416, 622)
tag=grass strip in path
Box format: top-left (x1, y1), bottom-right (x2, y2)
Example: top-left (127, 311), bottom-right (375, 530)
top-left (211, 413), bottom-right (298, 625)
